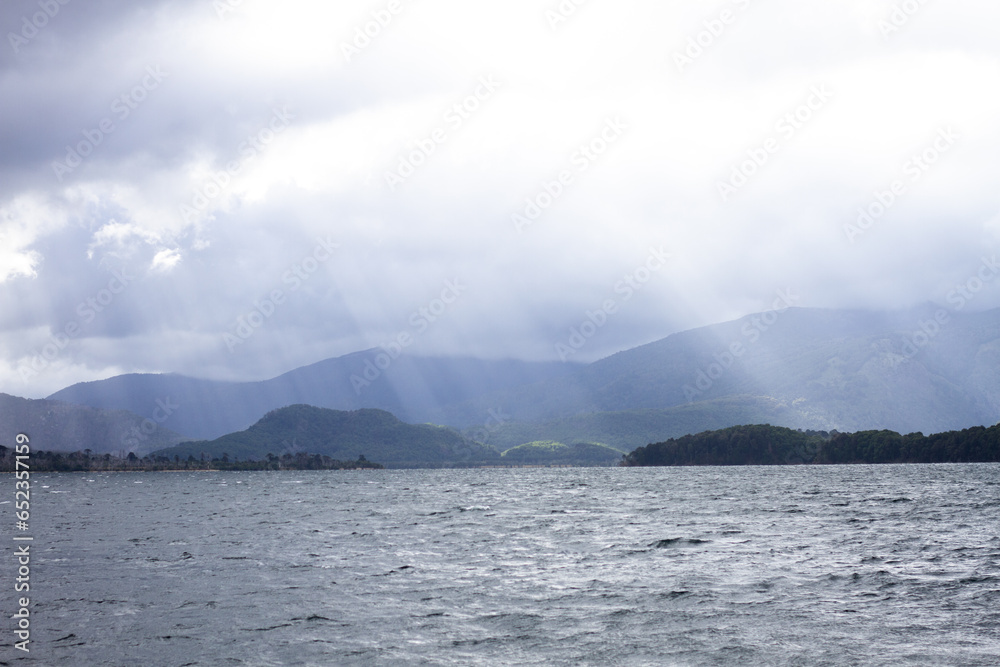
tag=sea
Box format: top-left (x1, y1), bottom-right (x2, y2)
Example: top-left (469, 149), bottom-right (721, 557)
top-left (5, 464), bottom-right (1000, 666)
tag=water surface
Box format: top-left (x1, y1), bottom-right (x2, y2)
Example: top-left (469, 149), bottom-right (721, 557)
top-left (8, 464), bottom-right (1000, 665)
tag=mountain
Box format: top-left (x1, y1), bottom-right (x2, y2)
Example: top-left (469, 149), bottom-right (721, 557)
top-left (466, 395), bottom-right (828, 453)
top-left (0, 393), bottom-right (186, 456)
top-left (43, 305), bottom-right (1000, 444)
top-left (47, 353), bottom-right (577, 440)
top-left (442, 305), bottom-right (1000, 435)
top-left (150, 404), bottom-right (500, 467)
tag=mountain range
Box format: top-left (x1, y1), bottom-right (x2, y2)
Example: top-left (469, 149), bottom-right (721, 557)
top-left (0, 392), bottom-right (186, 456)
top-left (46, 355), bottom-right (577, 440)
top-left (444, 303), bottom-right (1000, 440)
top-left (11, 305), bottom-right (1000, 457)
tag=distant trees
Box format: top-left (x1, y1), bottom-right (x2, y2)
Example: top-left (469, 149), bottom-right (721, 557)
top-left (622, 424), bottom-right (1000, 466)
top-left (0, 448), bottom-right (383, 472)
top-left (817, 425), bottom-right (1000, 464)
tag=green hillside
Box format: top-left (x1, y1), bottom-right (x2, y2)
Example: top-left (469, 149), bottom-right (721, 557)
top-left (500, 440), bottom-right (624, 466)
top-left (470, 395), bottom-right (828, 453)
top-left (151, 404), bottom-right (500, 467)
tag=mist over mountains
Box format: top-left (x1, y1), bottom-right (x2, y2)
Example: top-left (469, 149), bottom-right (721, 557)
top-left (29, 305), bottom-right (1000, 455)
top-left (0, 392), bottom-right (185, 456)
top-left (443, 304), bottom-right (1000, 436)
top-left (47, 355), bottom-right (577, 441)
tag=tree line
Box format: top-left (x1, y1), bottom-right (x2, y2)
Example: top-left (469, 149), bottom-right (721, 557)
top-left (621, 423), bottom-right (1000, 466)
top-left (0, 446), bottom-right (382, 472)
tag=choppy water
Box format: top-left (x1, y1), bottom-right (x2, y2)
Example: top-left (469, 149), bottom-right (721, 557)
top-left (5, 465), bottom-right (1000, 665)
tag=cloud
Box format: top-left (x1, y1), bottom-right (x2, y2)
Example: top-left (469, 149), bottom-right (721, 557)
top-left (1, 0), bottom-right (1000, 397)
top-left (150, 248), bottom-right (182, 273)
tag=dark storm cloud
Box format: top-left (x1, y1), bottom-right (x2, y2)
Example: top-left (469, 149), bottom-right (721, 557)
top-left (2, 0), bottom-right (1000, 396)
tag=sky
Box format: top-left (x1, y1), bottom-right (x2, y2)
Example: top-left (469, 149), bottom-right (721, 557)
top-left (1, 0), bottom-right (999, 398)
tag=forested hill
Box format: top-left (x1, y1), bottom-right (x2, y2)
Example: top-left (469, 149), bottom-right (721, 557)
top-left (622, 424), bottom-right (1000, 466)
top-left (152, 404), bottom-right (500, 467)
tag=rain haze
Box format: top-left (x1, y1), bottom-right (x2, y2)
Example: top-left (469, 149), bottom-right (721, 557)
top-left (2, 0), bottom-right (1000, 398)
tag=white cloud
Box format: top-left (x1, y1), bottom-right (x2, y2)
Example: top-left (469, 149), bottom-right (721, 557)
top-left (150, 248), bottom-right (182, 273)
top-left (0, 193), bottom-right (70, 282)
top-left (2, 0), bottom-right (1000, 396)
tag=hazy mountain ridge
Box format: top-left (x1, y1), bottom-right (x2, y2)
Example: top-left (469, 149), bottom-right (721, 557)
top-left (465, 395), bottom-right (829, 453)
top-left (35, 306), bottom-right (1000, 448)
top-left (0, 393), bottom-right (186, 456)
top-left (441, 306), bottom-right (1000, 434)
top-left (48, 354), bottom-right (578, 440)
